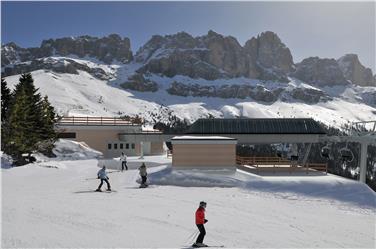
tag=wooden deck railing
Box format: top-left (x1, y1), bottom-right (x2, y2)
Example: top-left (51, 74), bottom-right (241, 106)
top-left (236, 156), bottom-right (292, 166)
top-left (236, 156), bottom-right (327, 174)
top-left (56, 116), bottom-right (141, 126)
top-left (303, 163), bottom-right (328, 174)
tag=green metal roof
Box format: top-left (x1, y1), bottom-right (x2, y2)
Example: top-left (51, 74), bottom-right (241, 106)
top-left (187, 118), bottom-right (326, 134)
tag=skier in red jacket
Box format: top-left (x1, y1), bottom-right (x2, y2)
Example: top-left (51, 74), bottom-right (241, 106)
top-left (193, 201), bottom-right (208, 248)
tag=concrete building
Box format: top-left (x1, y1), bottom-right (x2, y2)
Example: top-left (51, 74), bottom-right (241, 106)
top-left (56, 117), bottom-right (164, 158)
top-left (171, 136), bottom-right (237, 169)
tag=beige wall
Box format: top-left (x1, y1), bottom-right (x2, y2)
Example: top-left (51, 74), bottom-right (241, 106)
top-left (58, 127), bottom-right (165, 158)
top-left (75, 129), bottom-right (119, 153)
top-left (151, 142), bottom-right (164, 155)
top-left (172, 144), bottom-right (236, 167)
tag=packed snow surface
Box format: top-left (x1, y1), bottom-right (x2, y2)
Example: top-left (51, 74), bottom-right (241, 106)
top-left (2, 152), bottom-right (375, 248)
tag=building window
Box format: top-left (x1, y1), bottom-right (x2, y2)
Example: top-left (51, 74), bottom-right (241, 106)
top-left (57, 132), bottom-right (76, 138)
top-left (126, 143), bottom-right (129, 149)
top-left (131, 143), bottom-right (135, 149)
top-left (108, 143), bottom-right (112, 150)
top-left (114, 143), bottom-right (118, 149)
top-left (120, 143), bottom-right (123, 149)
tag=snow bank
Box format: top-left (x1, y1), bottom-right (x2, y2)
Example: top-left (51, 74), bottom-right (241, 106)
top-left (52, 139), bottom-right (102, 160)
top-left (1, 151), bottom-right (13, 169)
top-left (148, 167), bottom-right (240, 187)
top-left (146, 163), bottom-right (375, 208)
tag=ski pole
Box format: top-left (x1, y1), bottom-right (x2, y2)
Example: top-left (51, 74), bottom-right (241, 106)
top-left (185, 230), bottom-right (199, 244)
top-left (184, 230), bottom-right (195, 244)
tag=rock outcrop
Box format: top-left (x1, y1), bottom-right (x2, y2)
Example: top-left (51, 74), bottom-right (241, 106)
top-left (166, 81), bottom-right (281, 102)
top-left (166, 81), bottom-right (331, 103)
top-left (2, 57), bottom-right (112, 80)
top-left (292, 57), bottom-right (349, 86)
top-left (120, 73), bottom-right (158, 92)
top-left (289, 88), bottom-right (332, 103)
top-left (1, 34), bottom-right (133, 66)
top-left (337, 54), bottom-right (376, 87)
top-left (244, 31), bottom-right (293, 81)
top-left (135, 30), bottom-right (294, 82)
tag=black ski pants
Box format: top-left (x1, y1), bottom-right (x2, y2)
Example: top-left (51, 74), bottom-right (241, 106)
top-left (122, 161), bottom-right (128, 171)
top-left (141, 176), bottom-right (147, 184)
top-left (98, 178), bottom-right (111, 190)
top-left (196, 224), bottom-right (206, 243)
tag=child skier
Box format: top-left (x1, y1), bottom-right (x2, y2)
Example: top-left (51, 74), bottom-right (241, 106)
top-left (138, 162), bottom-right (148, 187)
top-left (193, 201), bottom-right (208, 248)
top-left (96, 166), bottom-right (111, 192)
top-left (120, 152), bottom-right (128, 171)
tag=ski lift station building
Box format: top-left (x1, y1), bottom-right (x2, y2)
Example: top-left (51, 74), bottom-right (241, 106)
top-left (168, 118), bottom-right (327, 169)
top-left (56, 116), bottom-right (164, 158)
top-left (56, 117), bottom-right (327, 167)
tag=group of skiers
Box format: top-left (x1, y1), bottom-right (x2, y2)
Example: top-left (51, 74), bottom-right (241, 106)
top-left (95, 152), bottom-right (148, 191)
top-left (95, 153), bottom-right (210, 248)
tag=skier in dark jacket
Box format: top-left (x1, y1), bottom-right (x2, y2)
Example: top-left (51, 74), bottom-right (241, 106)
top-left (138, 162), bottom-right (148, 187)
top-left (193, 201), bottom-right (208, 247)
top-left (96, 166), bottom-right (111, 191)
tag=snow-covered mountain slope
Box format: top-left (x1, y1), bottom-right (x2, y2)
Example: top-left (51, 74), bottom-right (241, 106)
top-left (2, 153), bottom-right (375, 248)
top-left (3, 56), bottom-right (376, 128)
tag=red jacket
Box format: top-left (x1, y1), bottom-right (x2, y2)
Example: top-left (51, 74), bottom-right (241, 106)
top-left (195, 207), bottom-right (205, 224)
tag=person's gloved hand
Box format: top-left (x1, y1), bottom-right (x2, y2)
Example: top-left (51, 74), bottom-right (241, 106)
top-left (107, 177), bottom-right (109, 180)
top-left (204, 219), bottom-right (208, 223)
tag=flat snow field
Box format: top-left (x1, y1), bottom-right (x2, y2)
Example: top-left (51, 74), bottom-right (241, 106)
top-left (2, 155), bottom-right (375, 248)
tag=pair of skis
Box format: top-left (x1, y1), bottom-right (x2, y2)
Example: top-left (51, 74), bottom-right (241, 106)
top-left (190, 244), bottom-right (224, 248)
top-left (95, 189), bottom-right (117, 193)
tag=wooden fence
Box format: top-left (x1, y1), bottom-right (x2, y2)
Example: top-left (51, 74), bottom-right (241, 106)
top-left (236, 156), bottom-right (327, 174)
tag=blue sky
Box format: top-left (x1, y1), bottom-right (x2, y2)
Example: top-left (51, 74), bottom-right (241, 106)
top-left (2, 1), bottom-right (375, 71)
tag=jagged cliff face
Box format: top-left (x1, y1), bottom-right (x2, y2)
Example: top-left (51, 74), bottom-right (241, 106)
top-left (2, 30), bottom-right (375, 91)
top-left (292, 57), bottom-right (349, 86)
top-left (337, 54), bottom-right (376, 87)
top-left (135, 30), bottom-right (294, 82)
top-left (1, 34), bottom-right (133, 66)
top-left (2, 31), bottom-right (376, 124)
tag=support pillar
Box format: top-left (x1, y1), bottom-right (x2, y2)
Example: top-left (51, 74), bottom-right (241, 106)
top-left (359, 142), bottom-right (368, 183)
top-left (302, 143), bottom-right (312, 166)
top-left (139, 141), bottom-right (144, 159)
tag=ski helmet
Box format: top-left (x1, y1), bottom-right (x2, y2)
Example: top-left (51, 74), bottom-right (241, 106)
top-left (199, 201), bottom-right (207, 207)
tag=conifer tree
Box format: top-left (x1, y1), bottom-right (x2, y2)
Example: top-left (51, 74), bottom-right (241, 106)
top-left (1, 78), bottom-right (12, 152)
top-left (37, 95), bottom-right (57, 154)
top-left (1, 78), bottom-right (12, 122)
top-left (5, 73), bottom-right (55, 165)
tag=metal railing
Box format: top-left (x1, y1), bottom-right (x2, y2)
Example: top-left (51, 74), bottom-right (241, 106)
top-left (56, 116), bottom-right (141, 126)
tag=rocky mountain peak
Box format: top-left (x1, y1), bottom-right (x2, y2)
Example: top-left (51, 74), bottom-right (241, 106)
top-left (337, 54), bottom-right (375, 86)
top-left (135, 30), bottom-right (293, 81)
top-left (292, 56), bottom-right (349, 86)
top-left (2, 34), bottom-right (133, 66)
top-left (40, 34), bottom-right (133, 63)
top-left (242, 31), bottom-right (293, 81)
top-left (255, 31), bottom-right (294, 73)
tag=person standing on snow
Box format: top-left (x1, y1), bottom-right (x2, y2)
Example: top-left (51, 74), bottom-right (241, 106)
top-left (120, 152), bottom-right (128, 171)
top-left (96, 166), bottom-right (111, 191)
top-left (193, 201), bottom-right (208, 248)
top-left (138, 162), bottom-right (148, 187)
